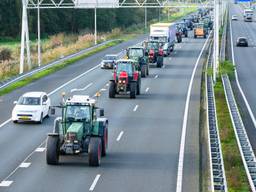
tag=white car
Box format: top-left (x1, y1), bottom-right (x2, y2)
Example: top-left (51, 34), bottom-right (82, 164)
top-left (12, 92), bottom-right (51, 123)
top-left (232, 15), bottom-right (238, 20)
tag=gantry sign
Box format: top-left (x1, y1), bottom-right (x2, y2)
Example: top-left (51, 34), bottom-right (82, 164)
top-left (26, 0), bottom-right (209, 8)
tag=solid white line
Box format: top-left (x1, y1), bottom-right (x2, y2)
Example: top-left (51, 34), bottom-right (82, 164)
top-left (116, 131), bottom-right (124, 141)
top-left (0, 119), bottom-right (12, 128)
top-left (70, 83), bottom-right (93, 93)
top-left (133, 105), bottom-right (139, 112)
top-left (229, 18), bottom-right (256, 128)
top-left (89, 174), bottom-right (101, 191)
top-left (0, 181), bottom-right (13, 187)
top-left (145, 87), bottom-right (150, 93)
top-left (154, 75), bottom-right (158, 79)
top-left (176, 33), bottom-right (211, 192)
top-left (19, 162), bottom-right (31, 168)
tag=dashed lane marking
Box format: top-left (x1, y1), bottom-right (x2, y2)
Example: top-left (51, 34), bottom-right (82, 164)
top-left (116, 131), bottom-right (124, 141)
top-left (154, 75), bottom-right (158, 79)
top-left (89, 174), bottom-right (101, 191)
top-left (145, 87), bottom-right (150, 93)
top-left (35, 147), bottom-right (45, 152)
top-left (0, 181), bottom-right (13, 187)
top-left (133, 105), bottom-right (139, 112)
top-left (19, 162), bottom-right (31, 168)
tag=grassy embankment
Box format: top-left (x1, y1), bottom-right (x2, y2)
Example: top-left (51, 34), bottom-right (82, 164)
top-left (214, 61), bottom-right (249, 191)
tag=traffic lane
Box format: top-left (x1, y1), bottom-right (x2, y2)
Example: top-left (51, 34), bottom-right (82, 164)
top-left (0, 34), bottom-right (147, 124)
top-left (230, 6), bottom-right (256, 118)
top-left (0, 37), bottom-right (207, 191)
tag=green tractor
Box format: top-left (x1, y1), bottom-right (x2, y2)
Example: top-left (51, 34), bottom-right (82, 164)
top-left (126, 46), bottom-right (149, 77)
top-left (46, 95), bottom-right (108, 166)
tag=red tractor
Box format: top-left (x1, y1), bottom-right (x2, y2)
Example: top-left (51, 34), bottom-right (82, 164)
top-left (109, 60), bottom-right (141, 99)
top-left (144, 40), bottom-right (164, 68)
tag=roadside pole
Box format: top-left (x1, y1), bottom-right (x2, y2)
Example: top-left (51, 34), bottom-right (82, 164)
top-left (38, 0), bottom-right (41, 67)
top-left (94, 7), bottom-right (97, 45)
top-left (213, 0), bottom-right (219, 83)
top-left (145, 7), bottom-right (147, 31)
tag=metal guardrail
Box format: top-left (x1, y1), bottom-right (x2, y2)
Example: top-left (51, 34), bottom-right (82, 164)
top-left (0, 39), bottom-right (122, 90)
top-left (207, 42), bottom-right (228, 192)
top-left (222, 75), bottom-right (256, 192)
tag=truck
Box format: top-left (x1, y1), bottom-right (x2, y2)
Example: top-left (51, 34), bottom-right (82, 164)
top-left (244, 9), bottom-right (253, 22)
top-left (194, 23), bottom-right (207, 38)
top-left (150, 23), bottom-right (176, 53)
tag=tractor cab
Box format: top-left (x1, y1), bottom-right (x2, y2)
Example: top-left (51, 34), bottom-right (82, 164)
top-left (126, 46), bottom-right (149, 77)
top-left (143, 40), bottom-right (164, 67)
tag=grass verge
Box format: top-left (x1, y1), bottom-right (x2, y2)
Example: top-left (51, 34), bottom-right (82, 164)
top-left (0, 40), bottom-right (122, 96)
top-left (214, 78), bottom-right (249, 192)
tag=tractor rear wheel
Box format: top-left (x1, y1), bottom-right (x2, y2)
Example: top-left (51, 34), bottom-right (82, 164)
top-left (157, 57), bottom-right (163, 68)
top-left (109, 81), bottom-right (116, 98)
top-left (130, 82), bottom-right (136, 99)
top-left (141, 65), bottom-right (146, 77)
top-left (137, 80), bottom-right (141, 95)
top-left (146, 66), bottom-right (149, 76)
top-left (88, 137), bottom-right (102, 166)
top-left (46, 136), bottom-right (59, 165)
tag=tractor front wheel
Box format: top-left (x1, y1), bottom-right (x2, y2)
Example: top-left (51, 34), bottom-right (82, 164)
top-left (46, 136), bottom-right (59, 165)
top-left (109, 81), bottom-right (116, 98)
top-left (88, 137), bottom-right (102, 166)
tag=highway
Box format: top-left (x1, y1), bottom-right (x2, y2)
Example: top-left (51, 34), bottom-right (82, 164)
top-left (228, 3), bottom-right (256, 149)
top-left (0, 30), bottom-right (208, 191)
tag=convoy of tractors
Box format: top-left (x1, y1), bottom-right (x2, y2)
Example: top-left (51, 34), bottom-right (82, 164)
top-left (44, 8), bottom-right (213, 167)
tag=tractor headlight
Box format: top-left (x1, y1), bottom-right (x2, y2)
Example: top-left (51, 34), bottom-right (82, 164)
top-left (118, 80), bottom-right (122, 83)
top-left (122, 80), bottom-right (126, 83)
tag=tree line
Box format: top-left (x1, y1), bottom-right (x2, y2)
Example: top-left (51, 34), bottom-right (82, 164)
top-left (0, 0), bottom-right (161, 39)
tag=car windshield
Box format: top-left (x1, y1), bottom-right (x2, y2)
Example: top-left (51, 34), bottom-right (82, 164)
top-left (65, 105), bottom-right (90, 121)
top-left (103, 55), bottom-right (116, 60)
top-left (128, 49), bottom-right (143, 57)
top-left (18, 97), bottom-right (41, 105)
top-left (116, 62), bottom-right (133, 76)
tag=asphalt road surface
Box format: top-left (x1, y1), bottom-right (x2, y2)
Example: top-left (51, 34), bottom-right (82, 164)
top-left (0, 31), bottom-right (207, 192)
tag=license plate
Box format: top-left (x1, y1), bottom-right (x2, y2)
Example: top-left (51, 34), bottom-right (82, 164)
top-left (19, 116), bottom-right (30, 120)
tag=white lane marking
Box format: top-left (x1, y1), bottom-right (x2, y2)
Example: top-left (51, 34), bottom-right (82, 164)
top-left (70, 83), bottom-right (93, 93)
top-left (35, 147), bottom-right (45, 152)
top-left (0, 181), bottom-right (13, 187)
top-left (0, 119), bottom-right (12, 128)
top-left (100, 88), bottom-right (107, 91)
top-left (229, 19), bottom-right (256, 128)
top-left (145, 87), bottom-right (150, 93)
top-left (116, 131), bottom-right (124, 141)
top-left (106, 83), bottom-right (109, 87)
top-left (176, 32), bottom-right (211, 192)
top-left (133, 105), bottom-right (139, 112)
top-left (89, 174), bottom-right (101, 191)
top-left (19, 162), bottom-right (31, 168)
top-left (154, 75), bottom-right (158, 79)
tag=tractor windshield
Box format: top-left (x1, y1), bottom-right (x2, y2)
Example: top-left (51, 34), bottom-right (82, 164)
top-left (65, 105), bottom-right (90, 122)
top-left (116, 63), bottom-right (133, 76)
top-left (147, 42), bottom-right (159, 50)
top-left (128, 49), bottom-right (143, 58)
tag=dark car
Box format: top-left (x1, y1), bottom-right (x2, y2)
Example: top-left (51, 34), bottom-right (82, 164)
top-left (236, 37), bottom-right (248, 47)
top-left (101, 54), bottom-right (119, 69)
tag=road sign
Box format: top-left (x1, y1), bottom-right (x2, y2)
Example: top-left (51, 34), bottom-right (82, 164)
top-left (74, 0), bottom-right (119, 8)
